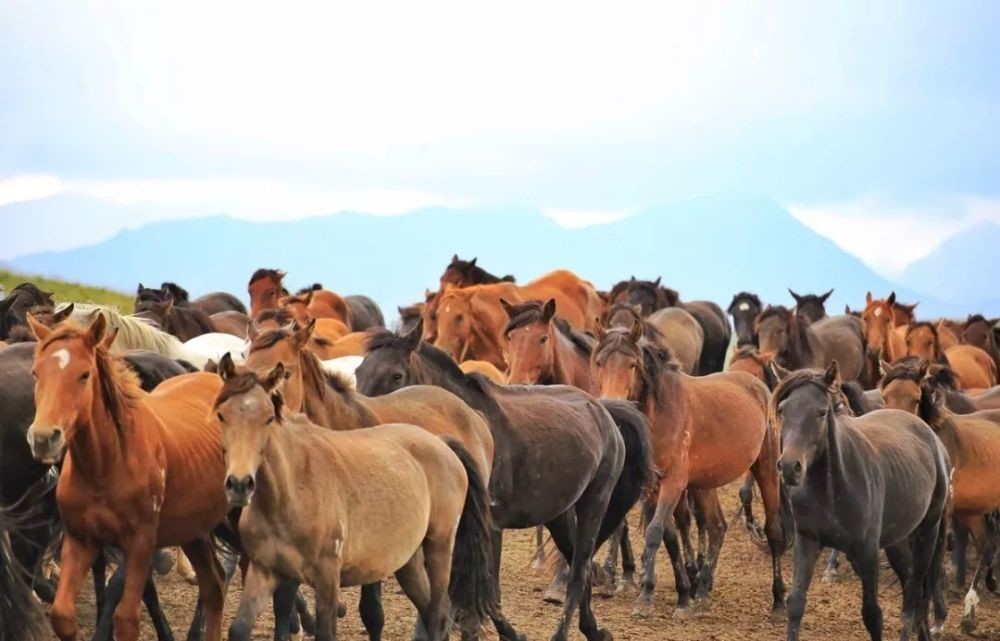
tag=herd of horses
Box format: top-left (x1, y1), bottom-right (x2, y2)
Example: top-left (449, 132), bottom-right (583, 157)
top-left (1, 256), bottom-right (1000, 641)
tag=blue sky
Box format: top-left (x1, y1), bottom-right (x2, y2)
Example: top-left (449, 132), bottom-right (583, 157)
top-left (2, 1), bottom-right (1000, 275)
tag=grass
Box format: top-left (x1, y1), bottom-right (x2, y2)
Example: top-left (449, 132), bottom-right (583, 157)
top-left (0, 269), bottom-right (133, 309)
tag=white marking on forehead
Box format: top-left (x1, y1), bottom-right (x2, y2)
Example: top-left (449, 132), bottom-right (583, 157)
top-left (737, 302), bottom-right (750, 311)
top-left (874, 308), bottom-right (882, 317)
top-left (444, 305), bottom-right (451, 313)
top-left (52, 349), bottom-right (70, 370)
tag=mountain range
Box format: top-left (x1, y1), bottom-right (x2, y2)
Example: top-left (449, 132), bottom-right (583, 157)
top-left (6, 196), bottom-right (996, 321)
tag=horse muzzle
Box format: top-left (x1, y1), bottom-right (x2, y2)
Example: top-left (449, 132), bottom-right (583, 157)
top-left (778, 456), bottom-right (805, 487)
top-left (27, 425), bottom-right (66, 465)
top-left (224, 474), bottom-right (256, 508)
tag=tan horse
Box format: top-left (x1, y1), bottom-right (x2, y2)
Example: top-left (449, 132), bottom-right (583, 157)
top-left (603, 303), bottom-right (703, 375)
top-left (243, 322), bottom-right (493, 479)
top-left (879, 358), bottom-right (1000, 632)
top-left (459, 359), bottom-right (507, 384)
top-left (591, 322), bottom-right (788, 618)
top-left (26, 314), bottom-right (228, 641)
top-left (215, 359), bottom-right (496, 641)
top-left (906, 322), bottom-right (997, 389)
top-left (937, 319), bottom-right (963, 351)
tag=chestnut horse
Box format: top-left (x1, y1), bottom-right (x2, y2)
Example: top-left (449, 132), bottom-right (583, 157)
top-left (861, 293), bottom-right (908, 363)
top-left (756, 306), bottom-right (865, 382)
top-left (906, 322), bottom-right (997, 389)
top-left (878, 358), bottom-right (1000, 633)
top-left (936, 319), bottom-right (963, 351)
top-left (26, 314), bottom-right (229, 641)
top-left (603, 303), bottom-right (703, 375)
top-left (789, 288), bottom-right (832, 325)
top-left (502, 299), bottom-right (595, 389)
top-left (590, 323), bottom-right (789, 617)
top-left (215, 359), bottom-right (496, 641)
top-left (728, 292), bottom-right (763, 348)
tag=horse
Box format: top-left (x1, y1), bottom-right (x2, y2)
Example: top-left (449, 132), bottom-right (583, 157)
top-left (248, 268), bottom-right (289, 317)
top-left (862, 293), bottom-right (908, 363)
top-left (503, 299), bottom-right (595, 389)
top-left (215, 357), bottom-right (495, 641)
top-left (607, 277), bottom-right (730, 374)
top-left (209, 311), bottom-right (251, 338)
top-left (26, 313), bottom-right (231, 641)
top-left (459, 360), bottom-right (506, 383)
top-left (905, 322), bottom-right (997, 389)
top-left (604, 303), bottom-right (703, 375)
top-left (936, 319), bottom-right (963, 351)
top-left (728, 291), bottom-right (763, 348)
top-left (590, 322), bottom-right (789, 617)
top-left (788, 288), bottom-right (833, 325)
top-left (0, 505), bottom-right (48, 641)
top-left (135, 288), bottom-right (216, 341)
top-left (0, 283), bottom-right (55, 340)
top-left (356, 326), bottom-right (655, 641)
top-left (295, 284), bottom-right (385, 330)
top-left (440, 255), bottom-right (516, 287)
top-left (157, 282), bottom-right (247, 315)
top-left (963, 314), bottom-right (1000, 376)
top-left (756, 305), bottom-right (865, 382)
top-left (892, 299), bottom-right (919, 327)
top-left (775, 363), bottom-right (951, 641)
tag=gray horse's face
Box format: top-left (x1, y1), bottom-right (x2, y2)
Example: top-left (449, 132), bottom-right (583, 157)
top-left (776, 383), bottom-right (837, 486)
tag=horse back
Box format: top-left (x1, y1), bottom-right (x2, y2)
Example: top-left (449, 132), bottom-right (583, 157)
top-left (647, 307), bottom-right (703, 374)
top-left (813, 315), bottom-right (865, 381)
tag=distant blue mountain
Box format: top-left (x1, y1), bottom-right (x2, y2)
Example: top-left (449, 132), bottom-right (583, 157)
top-left (9, 196), bottom-right (976, 320)
top-left (899, 222), bottom-right (1000, 309)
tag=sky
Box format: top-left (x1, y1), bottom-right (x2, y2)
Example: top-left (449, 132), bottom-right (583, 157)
top-left (2, 1), bottom-right (999, 275)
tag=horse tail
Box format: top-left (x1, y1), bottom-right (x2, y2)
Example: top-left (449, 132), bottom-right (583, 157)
top-left (445, 439), bottom-right (498, 623)
top-left (0, 505), bottom-right (48, 641)
top-left (598, 399), bottom-right (657, 545)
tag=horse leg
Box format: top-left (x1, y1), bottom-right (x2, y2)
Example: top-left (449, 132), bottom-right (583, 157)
top-left (822, 550), bottom-right (842, 582)
top-left (885, 544), bottom-right (916, 640)
top-left (93, 554), bottom-right (122, 641)
top-left (635, 479), bottom-right (688, 617)
top-left (952, 519), bottom-right (969, 589)
top-left (545, 506), bottom-right (607, 641)
top-left (271, 579), bottom-right (300, 641)
top-left (180, 537), bottom-right (225, 641)
top-left (295, 590), bottom-right (317, 636)
top-left (418, 532), bottom-right (457, 641)
top-left (690, 489), bottom-right (726, 604)
top-left (394, 548), bottom-right (433, 641)
top-left (961, 514), bottom-right (996, 634)
top-left (785, 534), bottom-right (821, 641)
top-left (486, 528), bottom-right (526, 641)
top-left (313, 565), bottom-right (342, 641)
top-left (51, 536), bottom-right (100, 641)
top-left (750, 446), bottom-right (788, 615)
top-left (673, 491), bottom-right (699, 587)
top-left (229, 563), bottom-right (280, 641)
top-left (531, 526), bottom-right (546, 570)
top-left (92, 552), bottom-right (107, 625)
top-left (176, 548), bottom-right (198, 585)
top-left (598, 524), bottom-right (621, 597)
top-left (111, 534), bottom-right (157, 641)
top-left (619, 520), bottom-right (637, 591)
top-left (141, 570), bottom-right (175, 641)
top-left (543, 509), bottom-right (576, 605)
top-left (849, 548), bottom-right (884, 641)
top-left (359, 583), bottom-right (384, 641)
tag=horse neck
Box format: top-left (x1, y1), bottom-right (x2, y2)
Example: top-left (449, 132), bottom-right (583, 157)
top-left (552, 334), bottom-right (592, 392)
top-left (468, 305), bottom-right (506, 367)
top-left (643, 367), bottom-right (687, 443)
top-left (68, 381), bottom-right (136, 485)
top-left (785, 318), bottom-right (816, 367)
top-left (250, 428), bottom-right (297, 520)
top-left (299, 354), bottom-right (376, 429)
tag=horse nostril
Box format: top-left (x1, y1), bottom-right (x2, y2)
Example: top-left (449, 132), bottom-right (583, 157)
top-left (50, 428), bottom-right (63, 443)
top-left (245, 476), bottom-right (255, 493)
top-left (793, 461), bottom-right (803, 473)
top-left (224, 475), bottom-right (236, 491)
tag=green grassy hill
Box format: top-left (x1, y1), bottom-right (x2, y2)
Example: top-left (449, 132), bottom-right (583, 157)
top-left (0, 269), bottom-right (133, 309)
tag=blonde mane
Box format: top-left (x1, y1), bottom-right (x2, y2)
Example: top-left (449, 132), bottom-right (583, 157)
top-left (61, 303), bottom-right (186, 359)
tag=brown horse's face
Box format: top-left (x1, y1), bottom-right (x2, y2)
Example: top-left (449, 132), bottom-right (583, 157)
top-left (963, 320), bottom-right (992, 352)
top-left (861, 301), bottom-right (894, 358)
top-left (756, 315), bottom-right (789, 355)
top-left (605, 305), bottom-right (641, 330)
top-left (891, 305), bottom-right (916, 327)
top-left (216, 369), bottom-right (284, 508)
top-left (433, 294), bottom-right (475, 362)
top-left (907, 326), bottom-right (938, 361)
top-left (26, 314), bottom-right (110, 464)
top-left (505, 319), bottom-right (553, 385)
top-left (880, 379), bottom-right (921, 414)
top-left (249, 274), bottom-right (283, 316)
top-left (590, 328), bottom-right (643, 400)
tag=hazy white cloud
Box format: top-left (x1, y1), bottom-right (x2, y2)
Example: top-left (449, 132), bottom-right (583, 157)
top-left (0, 174), bottom-right (66, 207)
top-left (789, 197), bottom-right (1000, 276)
top-left (542, 209), bottom-right (632, 229)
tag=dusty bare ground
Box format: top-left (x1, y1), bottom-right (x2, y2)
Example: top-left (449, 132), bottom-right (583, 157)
top-left (68, 481), bottom-right (999, 640)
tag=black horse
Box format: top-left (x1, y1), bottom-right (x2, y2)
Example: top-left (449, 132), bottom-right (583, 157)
top-left (775, 362), bottom-right (951, 641)
top-left (356, 321), bottom-right (655, 641)
top-left (788, 288), bottom-right (833, 325)
top-left (0, 283), bottom-right (55, 340)
top-left (728, 291), bottom-right (763, 348)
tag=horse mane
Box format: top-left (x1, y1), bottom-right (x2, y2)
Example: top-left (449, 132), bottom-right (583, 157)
top-left (248, 268), bottom-right (284, 287)
top-left (296, 283), bottom-right (324, 295)
top-left (772, 369), bottom-right (837, 408)
top-left (732, 345), bottom-right (768, 368)
top-left (159, 282), bottom-right (190, 303)
top-left (444, 257), bottom-right (514, 285)
top-left (840, 381), bottom-right (876, 416)
top-left (215, 371), bottom-right (285, 422)
top-left (595, 329), bottom-right (678, 409)
top-left (503, 300), bottom-right (594, 357)
top-left (964, 314), bottom-right (991, 330)
top-left (254, 308), bottom-right (295, 326)
top-left (879, 356), bottom-right (976, 417)
top-left (728, 291), bottom-right (761, 313)
top-left (604, 303), bottom-right (664, 343)
top-left (10, 283), bottom-right (54, 306)
top-left (63, 304), bottom-right (186, 359)
top-left (301, 348), bottom-right (354, 395)
top-left (248, 327), bottom-right (292, 353)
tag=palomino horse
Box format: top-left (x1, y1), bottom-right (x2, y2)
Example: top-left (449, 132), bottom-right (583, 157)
top-left (788, 288), bottom-right (833, 325)
top-left (728, 291), bottom-right (763, 348)
top-left (590, 323), bottom-right (789, 617)
top-left (459, 359), bottom-right (507, 383)
top-left (905, 322), bottom-right (997, 389)
top-left (357, 326), bottom-right (655, 641)
top-left (135, 289), bottom-right (216, 341)
top-left (26, 313), bottom-right (229, 641)
top-left (607, 277), bottom-right (730, 374)
top-left (603, 303), bottom-right (703, 375)
top-left (157, 281), bottom-right (247, 315)
top-left (775, 363), bottom-right (951, 641)
top-left (755, 305), bottom-right (865, 382)
top-left (215, 358), bottom-right (496, 641)
top-left (963, 314), bottom-right (1000, 376)
top-left (878, 358), bottom-right (1000, 632)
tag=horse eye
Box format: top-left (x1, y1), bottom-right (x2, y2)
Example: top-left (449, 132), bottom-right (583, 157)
top-left (79, 371), bottom-right (91, 382)
top-left (266, 416), bottom-right (275, 425)
top-left (216, 412), bottom-right (225, 423)
top-left (539, 335), bottom-right (548, 344)
top-left (455, 314), bottom-right (464, 322)
top-left (392, 373), bottom-right (404, 382)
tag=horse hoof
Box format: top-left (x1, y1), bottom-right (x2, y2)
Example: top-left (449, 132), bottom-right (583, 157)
top-left (290, 631), bottom-right (304, 641)
top-left (960, 617), bottom-right (977, 635)
top-left (929, 623), bottom-right (945, 639)
top-left (589, 629), bottom-right (612, 641)
top-left (672, 606), bottom-right (690, 620)
top-left (768, 606), bottom-right (787, 624)
top-left (542, 586), bottom-right (566, 605)
top-left (631, 601), bottom-right (655, 619)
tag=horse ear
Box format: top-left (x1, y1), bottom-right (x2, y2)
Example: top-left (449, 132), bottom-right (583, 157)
top-left (879, 357), bottom-right (891, 379)
top-left (451, 254), bottom-right (459, 264)
top-left (766, 359), bottom-right (791, 383)
top-left (887, 292), bottom-right (896, 306)
top-left (137, 283), bottom-right (144, 294)
top-left (403, 318), bottom-right (423, 351)
top-left (821, 289), bottom-right (834, 302)
top-left (541, 299), bottom-right (556, 323)
top-left (100, 323), bottom-right (119, 351)
top-left (629, 319), bottom-right (644, 343)
top-left (84, 311), bottom-right (109, 348)
top-left (629, 275), bottom-right (636, 283)
top-left (823, 360), bottom-right (841, 387)
top-left (218, 352), bottom-right (237, 381)
top-left (294, 318), bottom-right (316, 346)
top-left (653, 276), bottom-right (661, 287)
top-left (865, 291), bottom-right (873, 304)
top-left (263, 362), bottom-right (288, 393)
top-left (844, 305), bottom-right (852, 315)
top-left (53, 303), bottom-right (74, 324)
top-left (276, 270), bottom-right (286, 282)
top-left (302, 290), bottom-right (314, 305)
top-left (26, 313), bottom-right (52, 341)
top-left (594, 318), bottom-right (606, 342)
top-left (917, 358), bottom-right (931, 380)
top-left (469, 257), bottom-right (477, 267)
top-left (499, 298), bottom-right (516, 318)
top-left (788, 289), bottom-right (802, 303)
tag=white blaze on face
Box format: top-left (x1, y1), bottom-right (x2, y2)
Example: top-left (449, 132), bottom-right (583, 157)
top-left (53, 348), bottom-right (71, 370)
top-left (738, 302), bottom-right (750, 312)
top-left (874, 308), bottom-right (882, 317)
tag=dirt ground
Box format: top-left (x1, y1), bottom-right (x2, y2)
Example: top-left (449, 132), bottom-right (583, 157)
top-left (69, 481), bottom-right (999, 641)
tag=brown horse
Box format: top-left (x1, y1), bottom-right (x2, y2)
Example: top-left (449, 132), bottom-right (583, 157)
top-left (879, 358), bottom-right (1000, 632)
top-left (963, 314), bottom-right (1000, 376)
top-left (26, 313), bottom-right (229, 641)
top-left (209, 311), bottom-right (252, 339)
top-left (135, 289), bottom-right (216, 341)
top-left (756, 306), bottom-right (865, 382)
top-left (604, 303), bottom-right (703, 374)
top-left (936, 319), bottom-right (963, 351)
top-left (215, 359), bottom-right (497, 641)
top-left (243, 322), bottom-right (494, 479)
top-left (905, 322), bottom-right (997, 389)
top-left (861, 293), bottom-right (907, 363)
top-left (892, 300), bottom-right (919, 327)
top-left (590, 322), bottom-right (788, 618)
top-left (248, 268), bottom-right (288, 317)
top-left (502, 299), bottom-right (595, 389)
top-left (440, 255), bottom-right (516, 287)
top-left (428, 283), bottom-right (521, 368)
